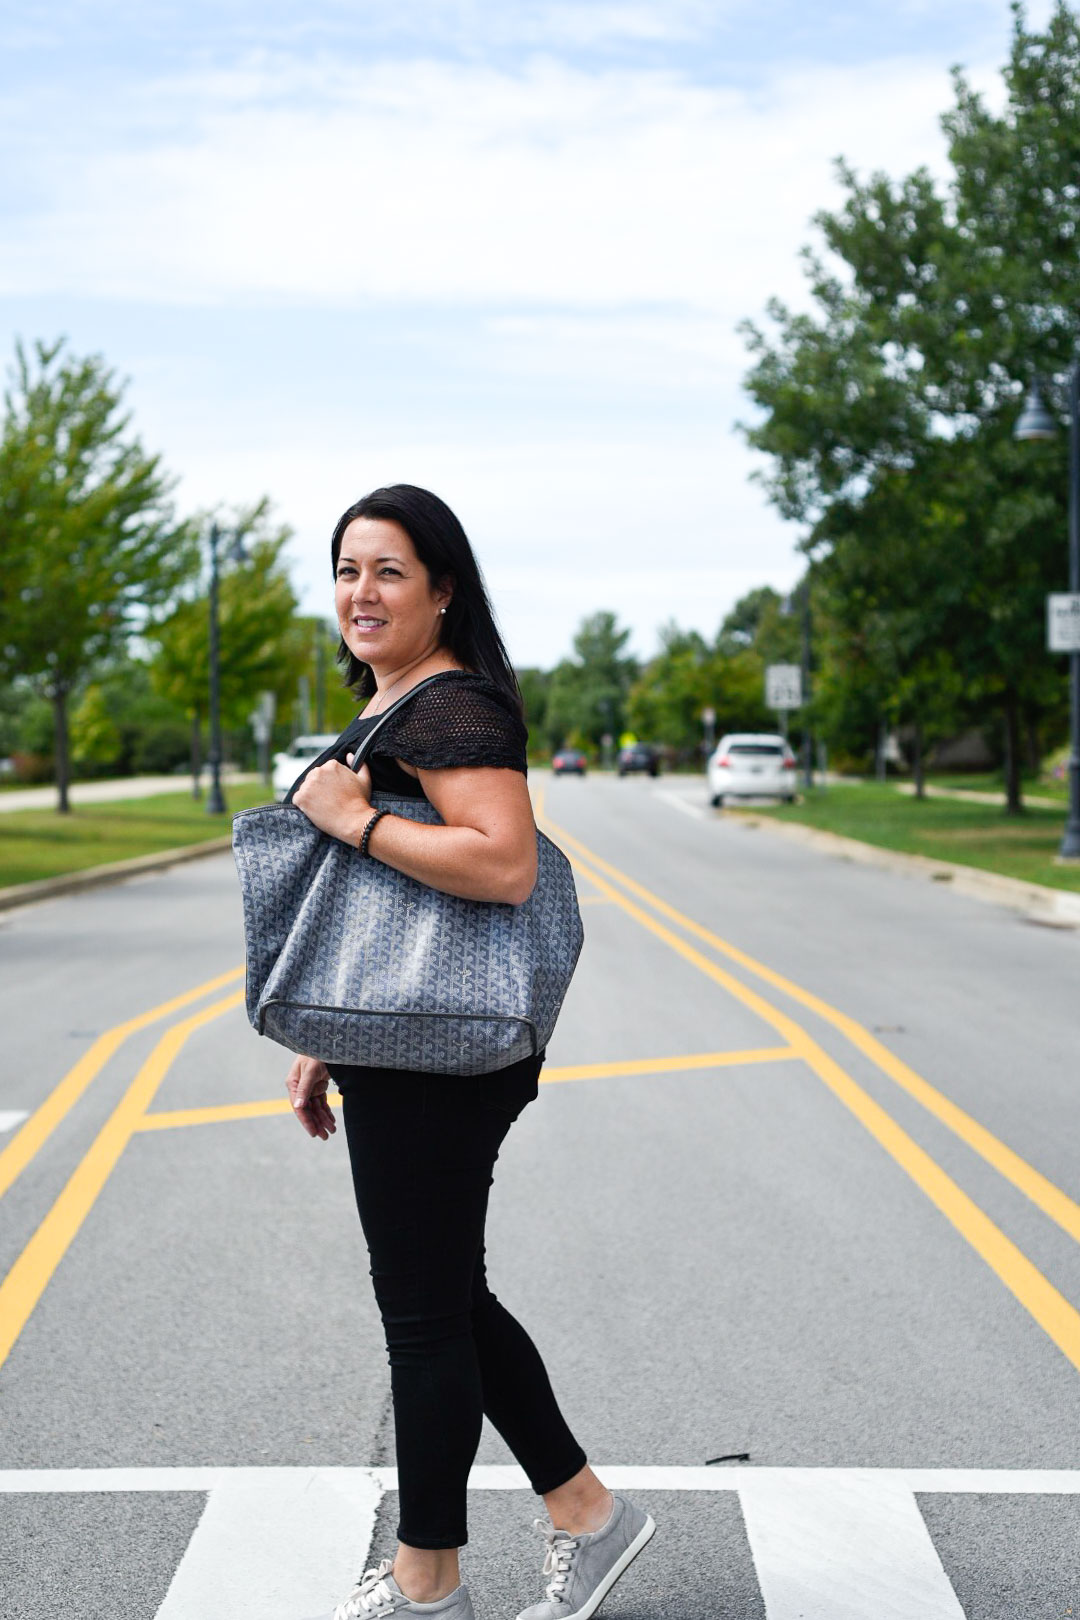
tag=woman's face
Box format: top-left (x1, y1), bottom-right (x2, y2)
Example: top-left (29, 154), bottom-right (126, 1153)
top-left (335, 517), bottom-right (451, 675)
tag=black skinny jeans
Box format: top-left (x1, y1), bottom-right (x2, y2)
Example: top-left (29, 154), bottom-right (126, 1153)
top-left (330, 1052), bottom-right (588, 1549)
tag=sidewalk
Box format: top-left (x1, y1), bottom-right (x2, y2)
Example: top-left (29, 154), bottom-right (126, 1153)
top-left (0, 773), bottom-right (256, 813)
top-left (894, 781), bottom-right (1062, 810)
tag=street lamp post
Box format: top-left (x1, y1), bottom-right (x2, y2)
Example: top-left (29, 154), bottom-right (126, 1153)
top-left (799, 583), bottom-right (814, 790)
top-left (782, 582), bottom-right (814, 789)
top-left (1014, 368), bottom-right (1080, 860)
top-left (205, 523), bottom-right (247, 817)
top-left (315, 627), bottom-right (327, 733)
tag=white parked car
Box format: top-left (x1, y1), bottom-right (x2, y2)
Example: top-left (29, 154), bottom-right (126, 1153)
top-left (707, 733), bottom-right (796, 807)
top-left (272, 734), bottom-right (339, 801)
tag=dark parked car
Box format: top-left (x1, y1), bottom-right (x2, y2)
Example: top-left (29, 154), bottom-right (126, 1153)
top-left (552, 748), bottom-right (588, 776)
top-left (617, 742), bottom-right (660, 778)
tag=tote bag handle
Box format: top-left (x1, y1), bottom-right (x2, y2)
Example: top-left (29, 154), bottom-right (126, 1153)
top-left (349, 672), bottom-right (458, 774)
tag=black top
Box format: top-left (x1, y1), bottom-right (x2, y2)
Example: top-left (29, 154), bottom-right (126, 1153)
top-left (284, 671), bottom-right (528, 803)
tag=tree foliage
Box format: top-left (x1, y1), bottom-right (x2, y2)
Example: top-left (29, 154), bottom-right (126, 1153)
top-left (544, 612), bottom-right (639, 751)
top-left (515, 667), bottom-right (552, 754)
top-left (740, 1), bottom-right (1080, 809)
top-left (627, 621), bottom-right (773, 757)
top-left (147, 501), bottom-right (306, 788)
top-left (0, 339), bottom-right (195, 808)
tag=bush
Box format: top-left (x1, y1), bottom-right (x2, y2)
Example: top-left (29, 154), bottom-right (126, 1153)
top-left (10, 752), bottom-right (53, 784)
top-left (131, 722), bottom-right (191, 775)
top-left (1042, 743), bottom-right (1070, 785)
top-left (15, 698), bottom-right (55, 756)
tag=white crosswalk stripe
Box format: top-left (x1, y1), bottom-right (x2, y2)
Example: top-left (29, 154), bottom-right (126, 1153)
top-left (737, 1471), bottom-right (964, 1620)
top-left (3, 1465), bottom-right (1079, 1618)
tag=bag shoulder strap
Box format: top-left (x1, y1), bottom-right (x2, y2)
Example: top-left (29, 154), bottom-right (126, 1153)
top-left (350, 671), bottom-right (462, 773)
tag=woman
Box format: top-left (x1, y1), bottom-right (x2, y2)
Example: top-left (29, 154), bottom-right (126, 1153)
top-left (286, 486), bottom-right (654, 1620)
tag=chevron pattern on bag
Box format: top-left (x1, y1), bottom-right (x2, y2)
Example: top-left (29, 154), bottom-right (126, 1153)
top-left (231, 792), bottom-right (583, 1075)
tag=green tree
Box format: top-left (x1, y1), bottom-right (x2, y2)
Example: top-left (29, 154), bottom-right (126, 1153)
top-left (515, 667), bottom-right (551, 755)
top-left (0, 682), bottom-right (38, 760)
top-left (295, 617), bottom-right (358, 739)
top-left (627, 625), bottom-right (713, 755)
top-left (0, 339), bottom-right (195, 809)
top-left (83, 657), bottom-right (192, 776)
top-left (545, 612), bottom-right (639, 752)
top-left (71, 683), bottom-right (122, 772)
top-left (740, 3), bottom-right (1080, 811)
top-left (716, 587), bottom-right (801, 666)
top-left (628, 622), bottom-right (775, 759)
top-left (147, 501), bottom-right (306, 794)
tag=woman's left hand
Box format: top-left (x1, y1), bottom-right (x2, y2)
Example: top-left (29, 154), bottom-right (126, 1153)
top-left (292, 755), bottom-right (373, 844)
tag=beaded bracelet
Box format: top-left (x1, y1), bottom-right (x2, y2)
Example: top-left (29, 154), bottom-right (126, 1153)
top-left (358, 808), bottom-right (388, 858)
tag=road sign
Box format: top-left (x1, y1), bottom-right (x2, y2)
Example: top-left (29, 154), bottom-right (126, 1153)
top-left (1047, 593), bottom-right (1080, 652)
top-left (249, 690), bottom-right (276, 745)
top-left (766, 664), bottom-right (803, 711)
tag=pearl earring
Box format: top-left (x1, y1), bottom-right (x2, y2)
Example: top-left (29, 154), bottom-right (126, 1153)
top-left (440, 607), bottom-right (447, 615)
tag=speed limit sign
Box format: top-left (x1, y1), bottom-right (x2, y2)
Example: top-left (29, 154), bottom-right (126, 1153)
top-left (766, 664), bottom-right (803, 711)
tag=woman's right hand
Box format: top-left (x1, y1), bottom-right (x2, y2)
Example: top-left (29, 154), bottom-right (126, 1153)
top-left (286, 1055), bottom-right (337, 1140)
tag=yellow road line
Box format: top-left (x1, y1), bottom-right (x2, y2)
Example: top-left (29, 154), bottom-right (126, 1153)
top-left (553, 838), bottom-right (1080, 1374)
top-left (135, 1047), bottom-right (800, 1130)
top-left (0, 966), bottom-right (245, 1201)
top-left (546, 814), bottom-right (1080, 1249)
top-left (136, 1093), bottom-right (359, 1131)
top-left (0, 992), bottom-right (243, 1371)
top-left (541, 1047), bottom-right (795, 1083)
top-left (137, 1097), bottom-right (311, 1130)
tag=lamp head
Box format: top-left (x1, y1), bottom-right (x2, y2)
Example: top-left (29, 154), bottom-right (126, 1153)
top-left (1014, 379), bottom-right (1058, 442)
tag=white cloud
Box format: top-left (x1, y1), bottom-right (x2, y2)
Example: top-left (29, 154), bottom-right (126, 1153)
top-left (0, 29), bottom-right (1021, 664)
top-left (515, 1), bottom-right (723, 45)
top-left (3, 51), bottom-right (980, 313)
top-left (166, 426), bottom-right (803, 666)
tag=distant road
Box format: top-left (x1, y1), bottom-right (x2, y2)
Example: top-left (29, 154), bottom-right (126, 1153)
top-left (0, 773), bottom-right (256, 812)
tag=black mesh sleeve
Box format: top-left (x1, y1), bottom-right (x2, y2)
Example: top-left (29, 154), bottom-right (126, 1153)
top-left (374, 674), bottom-right (528, 773)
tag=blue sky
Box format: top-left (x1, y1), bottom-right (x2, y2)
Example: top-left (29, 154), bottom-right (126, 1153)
top-left (0, 1), bottom-right (1054, 667)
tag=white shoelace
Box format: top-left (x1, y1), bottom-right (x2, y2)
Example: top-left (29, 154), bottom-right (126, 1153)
top-left (534, 1519), bottom-right (579, 1601)
top-left (333, 1559), bottom-right (402, 1619)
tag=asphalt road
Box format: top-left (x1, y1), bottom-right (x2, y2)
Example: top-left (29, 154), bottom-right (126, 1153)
top-left (2, 771), bottom-right (1079, 1619)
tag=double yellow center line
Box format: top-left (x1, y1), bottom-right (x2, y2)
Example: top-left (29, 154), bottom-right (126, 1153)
top-left (538, 804), bottom-right (1080, 1375)
top-left (0, 973), bottom-right (244, 1368)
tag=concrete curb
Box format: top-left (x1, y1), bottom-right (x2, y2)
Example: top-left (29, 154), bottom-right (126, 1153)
top-left (0, 836), bottom-right (234, 914)
top-left (728, 812), bottom-right (1080, 927)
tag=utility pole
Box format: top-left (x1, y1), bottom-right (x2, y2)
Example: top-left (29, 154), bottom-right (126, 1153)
top-left (206, 523), bottom-right (227, 816)
top-left (205, 522), bottom-right (247, 816)
top-left (1013, 367), bottom-right (1080, 859)
top-left (315, 628), bottom-right (326, 733)
top-left (800, 583), bottom-right (814, 791)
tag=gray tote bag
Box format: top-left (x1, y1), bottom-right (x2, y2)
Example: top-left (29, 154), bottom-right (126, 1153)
top-left (232, 678), bottom-right (584, 1075)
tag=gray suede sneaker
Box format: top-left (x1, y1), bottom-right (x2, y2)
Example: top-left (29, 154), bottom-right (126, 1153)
top-left (515, 1494), bottom-right (655, 1620)
top-left (303, 1558), bottom-right (476, 1620)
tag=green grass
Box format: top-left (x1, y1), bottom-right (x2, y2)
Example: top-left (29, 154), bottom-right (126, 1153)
top-left (0, 782), bottom-right (274, 888)
top-left (750, 782), bottom-right (1080, 893)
